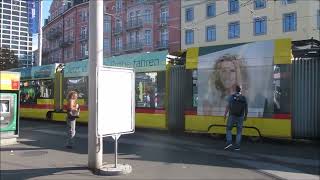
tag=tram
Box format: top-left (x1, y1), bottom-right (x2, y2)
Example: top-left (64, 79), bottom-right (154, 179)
top-left (183, 39), bottom-right (292, 139)
top-left (11, 39), bottom-right (319, 139)
top-left (15, 51), bottom-right (169, 128)
top-left (11, 64), bottom-right (63, 120)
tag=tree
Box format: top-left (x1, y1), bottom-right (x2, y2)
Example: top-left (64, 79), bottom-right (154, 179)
top-left (0, 48), bottom-right (19, 71)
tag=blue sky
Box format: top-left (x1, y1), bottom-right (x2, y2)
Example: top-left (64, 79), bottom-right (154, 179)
top-left (32, 0), bottom-right (52, 50)
top-left (42, 0), bottom-right (52, 26)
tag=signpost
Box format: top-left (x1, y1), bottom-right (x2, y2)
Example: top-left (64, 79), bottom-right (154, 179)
top-left (88, 0), bottom-right (133, 175)
top-left (96, 66), bottom-right (135, 174)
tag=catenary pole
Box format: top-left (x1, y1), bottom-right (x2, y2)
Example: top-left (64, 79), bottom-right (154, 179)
top-left (38, 0), bottom-right (42, 66)
top-left (88, 0), bottom-right (103, 171)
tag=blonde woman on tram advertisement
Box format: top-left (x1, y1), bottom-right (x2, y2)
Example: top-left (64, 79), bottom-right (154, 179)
top-left (197, 41), bottom-right (275, 117)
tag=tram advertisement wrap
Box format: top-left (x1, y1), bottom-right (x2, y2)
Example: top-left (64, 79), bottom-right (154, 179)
top-left (197, 40), bottom-right (274, 117)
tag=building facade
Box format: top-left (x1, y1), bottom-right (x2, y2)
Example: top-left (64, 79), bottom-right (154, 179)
top-left (0, 0), bottom-right (33, 66)
top-left (42, 0), bottom-right (181, 65)
top-left (181, 0), bottom-right (320, 50)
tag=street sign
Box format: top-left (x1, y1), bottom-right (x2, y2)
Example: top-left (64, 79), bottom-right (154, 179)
top-left (97, 66), bottom-right (135, 137)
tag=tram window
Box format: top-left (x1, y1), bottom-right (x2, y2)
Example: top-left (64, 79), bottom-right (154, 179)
top-left (64, 77), bottom-right (88, 103)
top-left (37, 80), bottom-right (54, 99)
top-left (192, 70), bottom-right (198, 108)
top-left (20, 80), bottom-right (54, 104)
top-left (135, 72), bottom-right (165, 109)
top-left (273, 65), bottom-right (291, 114)
top-left (20, 81), bottom-right (37, 104)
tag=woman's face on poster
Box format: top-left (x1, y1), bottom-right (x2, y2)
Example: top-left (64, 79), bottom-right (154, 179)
top-left (219, 61), bottom-right (237, 89)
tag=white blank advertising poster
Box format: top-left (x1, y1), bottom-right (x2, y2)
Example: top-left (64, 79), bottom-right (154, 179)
top-left (97, 66), bottom-right (135, 136)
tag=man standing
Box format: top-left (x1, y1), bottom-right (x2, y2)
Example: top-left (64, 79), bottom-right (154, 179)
top-left (224, 85), bottom-right (248, 151)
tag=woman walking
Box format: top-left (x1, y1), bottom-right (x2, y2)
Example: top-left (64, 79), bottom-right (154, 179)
top-left (65, 90), bottom-right (80, 149)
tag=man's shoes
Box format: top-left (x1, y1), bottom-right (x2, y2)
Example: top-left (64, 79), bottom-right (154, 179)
top-left (234, 147), bottom-right (240, 151)
top-left (66, 145), bottom-right (73, 149)
top-left (224, 143), bottom-right (233, 150)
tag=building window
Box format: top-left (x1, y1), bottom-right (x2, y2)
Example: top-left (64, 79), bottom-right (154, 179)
top-left (206, 26), bottom-right (216, 42)
top-left (160, 7), bottom-right (169, 23)
top-left (2, 25), bottom-right (10, 29)
top-left (12, 11), bottom-right (19, 16)
top-left (3, 9), bottom-right (11, 14)
top-left (145, 30), bottom-right (152, 45)
top-left (104, 15), bottom-right (111, 32)
top-left (20, 32), bottom-right (28, 36)
top-left (129, 12), bottom-right (134, 22)
top-left (80, 10), bottom-right (88, 22)
top-left (144, 9), bottom-right (152, 23)
top-left (129, 32), bottom-right (134, 43)
top-left (160, 28), bottom-right (168, 43)
top-left (207, 3), bottom-right (216, 17)
top-left (13, 16), bottom-right (21, 21)
top-left (12, 26), bottom-right (19, 31)
top-left (135, 31), bottom-right (140, 42)
top-left (254, 0), bottom-right (266, 9)
top-left (282, 0), bottom-right (296, 4)
top-left (3, 20), bottom-right (10, 24)
top-left (283, 12), bottom-right (297, 32)
top-left (80, 42), bottom-right (88, 57)
top-left (136, 10), bottom-right (141, 19)
top-left (254, 16), bottom-right (267, 35)
top-left (3, 35), bottom-right (10, 39)
top-left (115, 37), bottom-right (122, 50)
top-left (64, 48), bottom-right (68, 59)
top-left (185, 30), bottom-right (194, 44)
top-left (3, 4), bottom-right (11, 9)
top-left (21, 27), bottom-right (28, 32)
top-left (228, 21), bottom-right (240, 39)
top-left (2, 40), bottom-right (11, 44)
top-left (317, 10), bottom-right (320, 30)
top-left (115, 0), bottom-right (122, 13)
top-left (229, 0), bottom-right (239, 14)
top-left (103, 38), bottom-right (110, 53)
top-left (185, 7), bottom-right (194, 22)
top-left (21, 17), bottom-right (28, 23)
top-left (80, 26), bottom-right (88, 37)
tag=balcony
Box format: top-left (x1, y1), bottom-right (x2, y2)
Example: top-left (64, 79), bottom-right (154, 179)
top-left (79, 34), bottom-right (88, 41)
top-left (112, 47), bottom-right (123, 55)
top-left (159, 16), bottom-right (169, 26)
top-left (59, 37), bottom-right (74, 48)
top-left (128, 0), bottom-right (155, 8)
top-left (156, 40), bottom-right (169, 50)
top-left (124, 41), bottom-right (143, 52)
top-left (46, 28), bottom-right (63, 40)
top-left (126, 18), bottom-right (143, 30)
top-left (113, 26), bottom-right (123, 35)
top-left (160, 0), bottom-right (169, 4)
top-left (80, 50), bottom-right (89, 59)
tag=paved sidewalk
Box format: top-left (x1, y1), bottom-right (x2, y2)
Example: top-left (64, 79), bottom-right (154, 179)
top-left (1, 120), bottom-right (319, 180)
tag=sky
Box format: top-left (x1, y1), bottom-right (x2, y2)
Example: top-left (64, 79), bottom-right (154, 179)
top-left (32, 0), bottom-right (52, 50)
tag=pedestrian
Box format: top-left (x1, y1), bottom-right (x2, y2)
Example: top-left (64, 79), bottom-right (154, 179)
top-left (65, 90), bottom-right (80, 149)
top-left (223, 85), bottom-right (248, 151)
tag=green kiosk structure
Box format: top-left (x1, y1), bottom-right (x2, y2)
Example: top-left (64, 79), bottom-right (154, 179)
top-left (0, 71), bottom-right (20, 145)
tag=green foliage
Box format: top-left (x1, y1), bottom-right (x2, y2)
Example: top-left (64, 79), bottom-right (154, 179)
top-left (0, 48), bottom-right (19, 71)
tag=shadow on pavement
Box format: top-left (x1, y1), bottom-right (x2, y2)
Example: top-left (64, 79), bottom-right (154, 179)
top-left (13, 119), bottom-right (320, 177)
top-left (0, 166), bottom-right (89, 180)
top-left (0, 147), bottom-right (46, 152)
